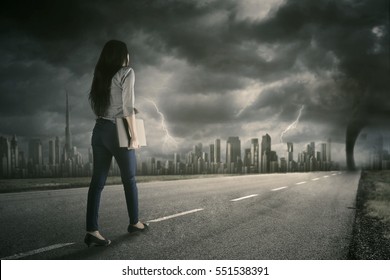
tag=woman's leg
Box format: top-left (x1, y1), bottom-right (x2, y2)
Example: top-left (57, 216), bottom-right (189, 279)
top-left (86, 144), bottom-right (112, 231)
top-left (113, 148), bottom-right (139, 225)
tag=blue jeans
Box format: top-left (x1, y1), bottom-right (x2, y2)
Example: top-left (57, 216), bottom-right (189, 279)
top-left (86, 118), bottom-right (139, 231)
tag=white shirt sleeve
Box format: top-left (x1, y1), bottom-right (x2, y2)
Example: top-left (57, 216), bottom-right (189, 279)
top-left (122, 68), bottom-right (135, 117)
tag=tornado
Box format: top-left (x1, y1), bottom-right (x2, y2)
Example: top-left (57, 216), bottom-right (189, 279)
top-left (346, 119), bottom-right (366, 171)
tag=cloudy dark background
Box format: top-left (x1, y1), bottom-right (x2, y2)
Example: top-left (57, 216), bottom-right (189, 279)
top-left (0, 0), bottom-right (389, 166)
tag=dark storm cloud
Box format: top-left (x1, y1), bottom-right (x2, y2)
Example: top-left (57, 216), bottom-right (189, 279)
top-left (254, 0), bottom-right (389, 120)
top-left (165, 66), bottom-right (249, 95)
top-left (0, 0), bottom-right (388, 160)
top-left (231, 0), bottom-right (389, 138)
top-left (1, 0), bottom-right (301, 82)
top-left (161, 93), bottom-right (238, 125)
top-left (0, 60), bottom-right (71, 115)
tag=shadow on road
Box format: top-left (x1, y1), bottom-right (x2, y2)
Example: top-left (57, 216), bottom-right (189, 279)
top-left (57, 233), bottom-right (144, 260)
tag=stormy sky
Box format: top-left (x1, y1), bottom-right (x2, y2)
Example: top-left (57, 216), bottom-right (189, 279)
top-left (0, 0), bottom-right (389, 165)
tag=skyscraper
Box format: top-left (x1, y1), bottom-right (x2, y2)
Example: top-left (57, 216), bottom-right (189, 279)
top-left (214, 139), bottom-right (221, 163)
top-left (287, 142), bottom-right (293, 162)
top-left (0, 136), bottom-right (11, 178)
top-left (280, 157), bottom-right (287, 172)
top-left (193, 143), bottom-right (202, 160)
top-left (261, 134), bottom-right (271, 173)
top-left (327, 138), bottom-right (332, 162)
top-left (49, 139), bottom-right (55, 165)
top-left (307, 142), bottom-right (315, 159)
top-left (173, 153), bottom-right (180, 174)
top-left (269, 151), bottom-right (278, 173)
top-left (250, 138), bottom-right (259, 173)
top-left (28, 139), bottom-right (43, 166)
top-left (55, 136), bottom-right (60, 165)
top-left (209, 144), bottom-right (215, 163)
top-left (226, 137), bottom-right (241, 164)
top-left (64, 91), bottom-right (72, 162)
top-left (10, 135), bottom-right (18, 174)
top-left (244, 148), bottom-right (251, 168)
top-left (321, 143), bottom-right (327, 162)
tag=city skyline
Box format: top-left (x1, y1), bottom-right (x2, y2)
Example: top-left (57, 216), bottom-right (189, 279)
top-left (0, 87), bottom-right (389, 178)
top-left (0, 91), bottom-right (344, 178)
top-left (2, 114), bottom-right (390, 178)
top-left (0, 132), bottom-right (334, 178)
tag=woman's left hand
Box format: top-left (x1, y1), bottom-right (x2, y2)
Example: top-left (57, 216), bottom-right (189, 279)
top-left (128, 138), bottom-right (140, 150)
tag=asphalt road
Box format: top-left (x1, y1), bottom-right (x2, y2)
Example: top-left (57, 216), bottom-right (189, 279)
top-left (0, 171), bottom-right (360, 260)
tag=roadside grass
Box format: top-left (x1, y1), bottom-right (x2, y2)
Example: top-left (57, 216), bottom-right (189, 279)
top-left (363, 171), bottom-right (390, 238)
top-left (0, 174), bottom-right (236, 193)
top-left (348, 170), bottom-right (390, 259)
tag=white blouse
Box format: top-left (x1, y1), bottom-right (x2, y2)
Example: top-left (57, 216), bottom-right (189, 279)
top-left (104, 66), bottom-right (135, 119)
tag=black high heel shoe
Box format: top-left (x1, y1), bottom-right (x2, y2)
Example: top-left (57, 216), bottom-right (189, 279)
top-left (84, 233), bottom-right (111, 247)
top-left (127, 223), bottom-right (149, 234)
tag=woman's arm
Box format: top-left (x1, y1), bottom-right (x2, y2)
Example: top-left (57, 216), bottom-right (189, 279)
top-left (125, 115), bottom-right (139, 149)
top-left (122, 68), bottom-right (139, 149)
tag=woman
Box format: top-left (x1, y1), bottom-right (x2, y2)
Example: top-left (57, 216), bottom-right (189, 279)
top-left (85, 40), bottom-right (148, 247)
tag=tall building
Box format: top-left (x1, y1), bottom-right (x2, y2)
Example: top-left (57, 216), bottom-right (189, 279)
top-left (244, 148), bottom-right (251, 168)
top-left (214, 139), bottom-right (221, 163)
top-left (0, 136), bottom-right (11, 177)
top-left (250, 138), bottom-right (259, 173)
top-left (18, 151), bottom-right (26, 170)
top-left (49, 139), bottom-right (55, 165)
top-left (269, 151), bottom-right (278, 173)
top-left (327, 138), bottom-right (332, 162)
top-left (63, 92), bottom-right (72, 162)
top-left (307, 142), bottom-right (315, 159)
top-left (316, 151), bottom-right (321, 162)
top-left (173, 153), bottom-right (180, 174)
top-left (202, 152), bottom-right (208, 163)
top-left (55, 136), bottom-right (60, 165)
top-left (280, 157), bottom-right (287, 172)
top-left (321, 143), bottom-right (327, 162)
top-left (287, 142), bottom-right (293, 163)
top-left (146, 157), bottom-right (156, 175)
top-left (226, 137), bottom-right (241, 164)
top-left (193, 143), bottom-right (202, 160)
top-left (10, 135), bottom-right (18, 174)
top-left (209, 144), bottom-right (215, 163)
top-left (28, 139), bottom-right (43, 166)
top-left (261, 134), bottom-right (271, 173)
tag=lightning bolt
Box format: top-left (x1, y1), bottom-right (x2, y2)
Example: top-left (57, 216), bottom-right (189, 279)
top-left (280, 105), bottom-right (304, 143)
top-left (144, 98), bottom-right (178, 151)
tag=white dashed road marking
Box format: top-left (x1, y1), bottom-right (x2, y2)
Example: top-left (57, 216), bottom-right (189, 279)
top-left (311, 178), bottom-right (320, 181)
top-left (1, 243), bottom-right (75, 260)
top-left (271, 186), bottom-right (289, 191)
top-left (230, 194), bottom-right (259, 202)
top-left (295, 181), bottom-right (307, 185)
top-left (147, 208), bottom-right (204, 223)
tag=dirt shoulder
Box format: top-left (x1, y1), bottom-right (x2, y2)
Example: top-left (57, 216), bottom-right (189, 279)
top-left (0, 174), bottom-right (235, 193)
top-left (348, 170), bottom-right (390, 259)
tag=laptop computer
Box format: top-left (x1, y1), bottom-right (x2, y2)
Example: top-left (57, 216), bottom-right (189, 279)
top-left (116, 118), bottom-right (147, 148)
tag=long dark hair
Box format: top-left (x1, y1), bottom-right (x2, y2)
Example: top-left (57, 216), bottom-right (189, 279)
top-left (89, 40), bottom-right (129, 116)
